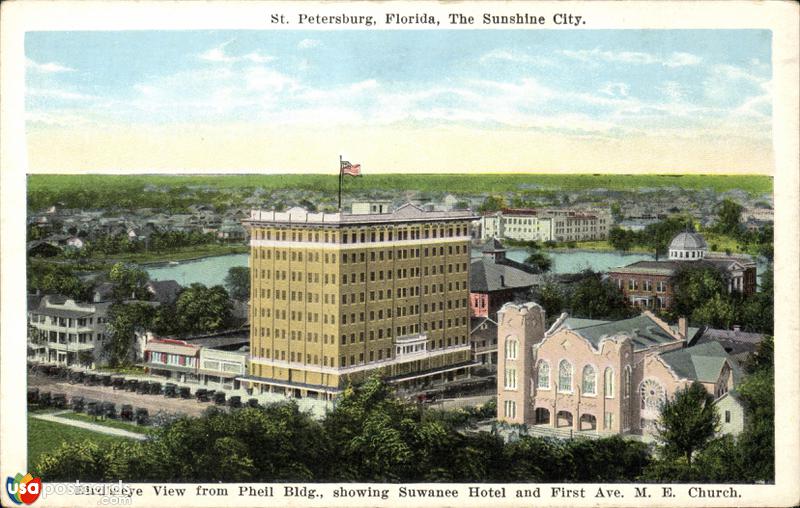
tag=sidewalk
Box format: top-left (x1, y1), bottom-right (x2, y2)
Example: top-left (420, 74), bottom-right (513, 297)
top-left (32, 411), bottom-right (148, 441)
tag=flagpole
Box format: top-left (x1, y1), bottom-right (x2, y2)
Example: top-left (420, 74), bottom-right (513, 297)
top-left (338, 155), bottom-right (343, 212)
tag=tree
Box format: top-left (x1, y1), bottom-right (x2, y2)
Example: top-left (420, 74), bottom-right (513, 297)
top-left (105, 302), bottom-right (156, 366)
top-left (224, 266), bottom-right (250, 301)
top-left (714, 198), bottom-right (744, 236)
top-left (569, 270), bottom-right (633, 320)
top-left (524, 248), bottom-right (552, 273)
top-left (670, 264), bottom-right (727, 322)
top-left (478, 195), bottom-right (506, 214)
top-left (532, 280), bottom-right (565, 322)
top-left (691, 293), bottom-right (736, 329)
top-left (655, 381), bottom-right (719, 465)
top-left (609, 226), bottom-right (636, 251)
top-left (108, 262), bottom-right (150, 301)
top-left (174, 284), bottom-right (234, 335)
top-left (737, 336), bottom-right (774, 482)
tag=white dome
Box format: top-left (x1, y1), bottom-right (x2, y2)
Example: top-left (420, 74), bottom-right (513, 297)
top-left (668, 232), bottom-right (708, 261)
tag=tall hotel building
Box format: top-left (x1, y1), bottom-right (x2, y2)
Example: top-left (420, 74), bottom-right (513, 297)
top-left (242, 204), bottom-right (479, 399)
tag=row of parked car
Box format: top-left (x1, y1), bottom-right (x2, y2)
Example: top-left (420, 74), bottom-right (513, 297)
top-left (28, 387), bottom-right (151, 425)
top-left (28, 362), bottom-right (261, 410)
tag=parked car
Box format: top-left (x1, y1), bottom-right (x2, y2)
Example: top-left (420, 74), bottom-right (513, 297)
top-left (52, 393), bottom-right (67, 409)
top-left (120, 404), bottom-right (134, 421)
top-left (134, 408), bottom-right (149, 426)
top-left (101, 402), bottom-right (117, 419)
top-left (71, 396), bottom-right (85, 412)
top-left (164, 384), bottom-right (177, 398)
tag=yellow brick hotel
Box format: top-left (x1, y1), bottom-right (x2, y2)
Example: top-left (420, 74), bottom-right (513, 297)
top-left (242, 204), bottom-right (479, 399)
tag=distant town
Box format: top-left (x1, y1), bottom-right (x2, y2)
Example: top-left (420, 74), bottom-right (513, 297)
top-left (25, 174), bottom-right (774, 484)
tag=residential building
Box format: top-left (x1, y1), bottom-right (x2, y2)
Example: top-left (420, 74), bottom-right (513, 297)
top-left (470, 316), bottom-right (498, 367)
top-left (143, 338), bottom-right (201, 383)
top-left (714, 390), bottom-right (746, 436)
top-left (689, 326), bottom-right (766, 368)
top-left (496, 303), bottom-right (741, 437)
top-left (608, 232), bottom-right (757, 310)
top-left (480, 208), bottom-right (611, 243)
top-left (241, 203), bottom-right (478, 399)
top-left (27, 296), bottom-right (111, 366)
top-left (480, 211), bottom-right (553, 242)
top-left (469, 239), bottom-right (541, 318)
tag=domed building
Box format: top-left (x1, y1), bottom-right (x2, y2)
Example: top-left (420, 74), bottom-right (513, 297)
top-left (608, 231), bottom-right (757, 311)
top-left (667, 231), bottom-right (708, 261)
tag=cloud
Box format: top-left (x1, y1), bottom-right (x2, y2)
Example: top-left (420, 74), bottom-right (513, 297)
top-left (558, 48), bottom-right (701, 67)
top-left (703, 64), bottom-right (770, 102)
top-left (479, 49), bottom-right (554, 66)
top-left (659, 81), bottom-right (685, 101)
top-left (599, 82), bottom-right (630, 97)
top-left (27, 87), bottom-right (94, 101)
top-left (25, 58), bottom-right (75, 73)
top-left (664, 52), bottom-right (702, 67)
top-left (298, 39), bottom-right (320, 50)
top-left (198, 42), bottom-right (274, 64)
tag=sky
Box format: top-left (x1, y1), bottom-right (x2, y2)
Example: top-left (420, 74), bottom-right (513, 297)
top-left (25, 30), bottom-right (773, 173)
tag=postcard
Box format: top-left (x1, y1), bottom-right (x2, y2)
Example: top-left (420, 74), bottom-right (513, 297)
top-left (1, 1), bottom-right (798, 507)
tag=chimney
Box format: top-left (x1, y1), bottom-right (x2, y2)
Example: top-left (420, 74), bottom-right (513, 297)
top-left (678, 317), bottom-right (688, 340)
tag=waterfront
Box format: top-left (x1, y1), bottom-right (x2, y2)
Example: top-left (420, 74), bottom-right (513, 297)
top-left (146, 249), bottom-right (659, 286)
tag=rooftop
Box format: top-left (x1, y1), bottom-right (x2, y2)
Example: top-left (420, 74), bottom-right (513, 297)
top-left (470, 258), bottom-right (542, 293)
top-left (659, 341), bottom-right (742, 384)
top-left (245, 203), bottom-right (477, 226)
top-left (565, 313), bottom-right (682, 352)
top-left (669, 231), bottom-right (708, 251)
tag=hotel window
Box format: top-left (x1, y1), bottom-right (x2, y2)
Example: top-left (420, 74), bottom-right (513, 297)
top-left (644, 280), bottom-right (652, 291)
top-left (558, 360), bottom-right (573, 393)
top-left (503, 400), bottom-right (516, 419)
top-left (604, 412), bottom-right (614, 430)
top-left (628, 279), bottom-right (638, 290)
top-left (537, 360), bottom-right (550, 389)
top-left (504, 368), bottom-right (518, 390)
top-left (656, 281), bottom-right (667, 293)
top-left (725, 410), bottom-right (731, 423)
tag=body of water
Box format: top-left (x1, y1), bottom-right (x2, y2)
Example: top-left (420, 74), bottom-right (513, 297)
top-left (147, 254), bottom-right (249, 287)
top-left (146, 249), bottom-right (659, 287)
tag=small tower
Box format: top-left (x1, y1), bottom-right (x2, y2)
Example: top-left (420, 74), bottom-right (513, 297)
top-left (482, 237), bottom-right (507, 262)
top-left (496, 302), bottom-right (546, 424)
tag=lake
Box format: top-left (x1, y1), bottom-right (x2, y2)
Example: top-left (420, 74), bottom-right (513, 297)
top-left (146, 249), bottom-right (658, 286)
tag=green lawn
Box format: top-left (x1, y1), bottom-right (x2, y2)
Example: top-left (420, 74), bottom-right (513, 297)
top-left (57, 411), bottom-right (152, 435)
top-left (28, 414), bottom-right (134, 471)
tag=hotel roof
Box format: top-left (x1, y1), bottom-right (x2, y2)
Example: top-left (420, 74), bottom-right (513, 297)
top-left (245, 203), bottom-right (478, 226)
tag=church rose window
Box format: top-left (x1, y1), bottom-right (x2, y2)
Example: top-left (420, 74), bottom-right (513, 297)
top-left (639, 378), bottom-right (666, 411)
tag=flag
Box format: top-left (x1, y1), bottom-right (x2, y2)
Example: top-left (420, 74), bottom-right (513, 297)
top-left (340, 160), bottom-right (361, 177)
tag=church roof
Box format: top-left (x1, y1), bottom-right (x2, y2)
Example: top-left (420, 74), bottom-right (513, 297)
top-left (567, 313), bottom-right (682, 352)
top-left (659, 341), bottom-right (742, 384)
